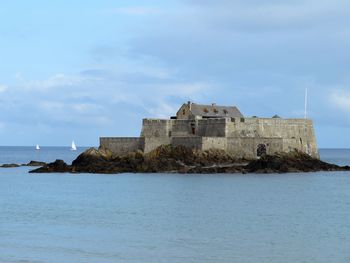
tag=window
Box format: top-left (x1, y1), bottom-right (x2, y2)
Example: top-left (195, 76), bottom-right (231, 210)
top-left (223, 109), bottom-right (228, 114)
top-left (240, 118), bottom-right (245, 122)
top-left (182, 109), bottom-right (186, 115)
top-left (192, 127), bottom-right (196, 135)
top-left (203, 108), bottom-right (209, 113)
top-left (213, 108), bottom-right (218, 114)
top-left (190, 122), bottom-right (196, 135)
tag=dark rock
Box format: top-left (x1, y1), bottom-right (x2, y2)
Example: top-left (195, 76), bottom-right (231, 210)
top-left (1, 163), bottom-right (20, 168)
top-left (71, 147), bottom-right (123, 173)
top-left (29, 159), bottom-right (71, 173)
top-left (25, 161), bottom-right (47, 167)
top-left (244, 150), bottom-right (350, 173)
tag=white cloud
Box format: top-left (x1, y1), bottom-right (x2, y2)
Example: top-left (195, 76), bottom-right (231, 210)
top-left (147, 101), bottom-right (178, 119)
top-left (40, 101), bottom-right (65, 111)
top-left (330, 90), bottom-right (350, 112)
top-left (4, 66), bottom-right (215, 130)
top-left (142, 82), bottom-right (210, 98)
top-left (183, 0), bottom-right (349, 29)
top-left (72, 103), bottom-right (103, 114)
top-left (162, 82), bottom-right (210, 96)
top-left (22, 74), bottom-right (84, 90)
top-left (0, 84), bottom-right (8, 92)
top-left (142, 82), bottom-right (211, 118)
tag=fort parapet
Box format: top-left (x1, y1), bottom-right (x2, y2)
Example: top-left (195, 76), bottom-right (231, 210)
top-left (100, 102), bottom-right (319, 159)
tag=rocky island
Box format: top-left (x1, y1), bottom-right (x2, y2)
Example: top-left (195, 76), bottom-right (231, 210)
top-left (27, 102), bottom-right (350, 174)
top-left (29, 145), bottom-right (350, 174)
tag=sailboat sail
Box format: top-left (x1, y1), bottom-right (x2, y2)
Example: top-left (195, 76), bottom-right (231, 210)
top-left (71, 141), bottom-right (77, 151)
top-left (36, 144), bottom-right (40, 150)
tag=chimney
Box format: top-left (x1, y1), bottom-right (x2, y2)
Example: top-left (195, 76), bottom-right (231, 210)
top-left (188, 101), bottom-right (192, 111)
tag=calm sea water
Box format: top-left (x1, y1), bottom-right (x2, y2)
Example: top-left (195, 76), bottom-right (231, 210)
top-left (0, 147), bottom-right (350, 263)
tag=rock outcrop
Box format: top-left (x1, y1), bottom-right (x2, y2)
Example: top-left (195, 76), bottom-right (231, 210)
top-left (29, 145), bottom-right (350, 174)
top-left (30, 159), bottom-right (70, 173)
top-left (0, 160), bottom-right (47, 168)
top-left (25, 161), bottom-right (47, 167)
top-left (1, 163), bottom-right (20, 168)
top-left (245, 151), bottom-right (350, 173)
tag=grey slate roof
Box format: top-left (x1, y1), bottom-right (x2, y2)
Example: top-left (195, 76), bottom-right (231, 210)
top-left (189, 103), bottom-right (243, 118)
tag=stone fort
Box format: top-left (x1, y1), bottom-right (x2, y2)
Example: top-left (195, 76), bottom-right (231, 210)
top-left (100, 102), bottom-right (319, 159)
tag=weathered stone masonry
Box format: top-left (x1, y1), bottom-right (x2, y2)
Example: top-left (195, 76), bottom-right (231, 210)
top-left (100, 102), bottom-right (319, 159)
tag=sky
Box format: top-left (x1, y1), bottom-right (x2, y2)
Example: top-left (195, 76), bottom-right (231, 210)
top-left (0, 0), bottom-right (350, 147)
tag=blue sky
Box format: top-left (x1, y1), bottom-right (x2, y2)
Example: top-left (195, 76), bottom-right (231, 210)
top-left (0, 0), bottom-right (350, 147)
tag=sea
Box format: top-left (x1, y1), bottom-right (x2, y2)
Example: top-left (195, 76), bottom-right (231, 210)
top-left (0, 147), bottom-right (350, 263)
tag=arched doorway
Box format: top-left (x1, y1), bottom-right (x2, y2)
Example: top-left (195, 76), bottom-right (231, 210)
top-left (257, 144), bottom-right (267, 157)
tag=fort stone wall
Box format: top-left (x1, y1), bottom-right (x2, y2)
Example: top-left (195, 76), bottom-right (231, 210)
top-left (227, 137), bottom-right (283, 159)
top-left (143, 137), bottom-right (171, 153)
top-left (227, 138), bottom-right (255, 159)
top-left (171, 119), bottom-right (193, 137)
top-left (226, 118), bottom-right (318, 158)
top-left (196, 118), bottom-right (227, 137)
top-left (171, 137), bottom-right (227, 152)
top-left (100, 115), bottom-right (319, 159)
top-left (100, 137), bottom-right (144, 156)
top-left (201, 137), bottom-right (227, 151)
top-left (141, 119), bottom-right (172, 138)
top-left (171, 136), bottom-right (202, 150)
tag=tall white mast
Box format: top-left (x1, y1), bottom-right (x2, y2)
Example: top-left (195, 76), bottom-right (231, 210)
top-left (304, 87), bottom-right (308, 119)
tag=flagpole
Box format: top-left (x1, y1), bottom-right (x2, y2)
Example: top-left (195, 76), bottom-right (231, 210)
top-left (304, 87), bottom-right (309, 154)
top-left (304, 88), bottom-right (308, 119)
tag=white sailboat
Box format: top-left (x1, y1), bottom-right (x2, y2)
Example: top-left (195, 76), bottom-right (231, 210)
top-left (71, 140), bottom-right (77, 151)
top-left (35, 144), bottom-right (40, 150)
